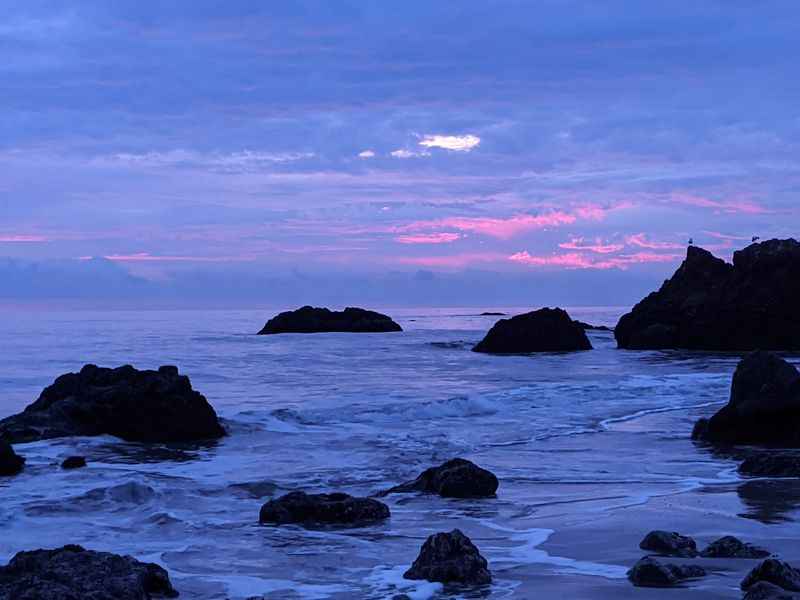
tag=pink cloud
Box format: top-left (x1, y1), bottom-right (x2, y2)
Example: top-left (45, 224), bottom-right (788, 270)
top-left (559, 237), bottom-right (624, 254)
top-left (625, 233), bottom-right (684, 250)
top-left (395, 232), bottom-right (461, 244)
top-left (669, 193), bottom-right (768, 215)
top-left (509, 250), bottom-right (682, 270)
top-left (0, 235), bottom-right (48, 242)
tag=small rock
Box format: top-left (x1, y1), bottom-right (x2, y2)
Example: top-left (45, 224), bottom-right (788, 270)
top-left (0, 440), bottom-right (24, 476)
top-left (739, 455), bottom-right (800, 478)
top-left (745, 581), bottom-right (800, 599)
top-left (627, 556), bottom-right (706, 587)
top-left (742, 559), bottom-right (800, 593)
top-left (639, 531), bottom-right (698, 557)
top-left (700, 536), bottom-right (770, 559)
top-left (258, 306), bottom-right (402, 334)
top-left (60, 456), bottom-right (87, 470)
top-left (382, 458), bottom-right (499, 499)
top-left (259, 491), bottom-right (389, 526)
top-left (403, 529), bottom-right (491, 585)
top-left (472, 307), bottom-right (592, 354)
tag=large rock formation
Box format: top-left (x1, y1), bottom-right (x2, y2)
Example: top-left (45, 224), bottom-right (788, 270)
top-left (381, 458), bottom-right (499, 498)
top-left (0, 544), bottom-right (178, 600)
top-left (0, 364), bottom-right (225, 444)
top-left (472, 308), bottom-right (592, 354)
top-left (259, 491), bottom-right (390, 526)
top-left (692, 351), bottom-right (800, 446)
top-left (639, 531), bottom-right (698, 557)
top-left (742, 560), bottom-right (800, 594)
top-left (403, 529), bottom-right (491, 585)
top-left (615, 239), bottom-right (800, 350)
top-left (258, 306), bottom-right (402, 334)
top-left (627, 557), bottom-right (706, 588)
top-left (0, 440), bottom-right (24, 476)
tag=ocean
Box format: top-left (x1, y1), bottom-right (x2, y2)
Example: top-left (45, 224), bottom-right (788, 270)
top-left (0, 307), bottom-right (796, 599)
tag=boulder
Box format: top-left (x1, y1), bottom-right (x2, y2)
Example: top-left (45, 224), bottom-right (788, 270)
top-left (615, 239), bottom-right (800, 350)
top-left (381, 458), bottom-right (498, 499)
top-left (692, 351), bottom-right (800, 446)
top-left (0, 544), bottom-right (177, 600)
top-left (745, 582), bottom-right (800, 600)
top-left (258, 306), bottom-right (402, 334)
top-left (0, 440), bottom-right (24, 476)
top-left (639, 531), bottom-right (698, 557)
top-left (259, 491), bottom-right (389, 526)
top-left (700, 536), bottom-right (769, 559)
top-left (739, 455), bottom-right (800, 478)
top-left (627, 556), bottom-right (706, 588)
top-left (0, 364), bottom-right (225, 444)
top-left (472, 308), bottom-right (592, 354)
top-left (60, 456), bottom-right (87, 470)
top-left (742, 559), bottom-right (800, 593)
top-left (574, 321), bottom-right (612, 331)
top-left (403, 529), bottom-right (491, 585)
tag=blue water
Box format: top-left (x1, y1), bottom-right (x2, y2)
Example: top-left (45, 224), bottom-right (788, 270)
top-left (0, 307), bottom-right (794, 598)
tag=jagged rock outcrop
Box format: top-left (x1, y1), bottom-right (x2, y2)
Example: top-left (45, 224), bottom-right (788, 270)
top-left (639, 531), bottom-right (698, 557)
top-left (0, 440), bottom-right (24, 476)
top-left (381, 458), bottom-right (499, 498)
top-left (259, 491), bottom-right (390, 526)
top-left (0, 364), bottom-right (225, 444)
top-left (742, 560), bottom-right (800, 594)
top-left (0, 544), bottom-right (178, 600)
top-left (692, 351), bottom-right (800, 446)
top-left (616, 239), bottom-right (800, 350)
top-left (627, 556), bottom-right (706, 587)
top-left (258, 306), bottom-right (402, 334)
top-left (472, 307), bottom-right (592, 354)
top-left (403, 529), bottom-right (491, 585)
top-left (744, 581), bottom-right (800, 599)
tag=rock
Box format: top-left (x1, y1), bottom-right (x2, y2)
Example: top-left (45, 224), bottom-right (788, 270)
top-left (60, 456), bottom-right (87, 470)
top-left (615, 239), bottom-right (800, 350)
top-left (259, 491), bottom-right (390, 526)
top-left (742, 559), bottom-right (800, 593)
top-left (403, 529), bottom-right (491, 585)
top-left (745, 582), bottom-right (800, 599)
top-left (739, 455), bottom-right (800, 478)
top-left (258, 306), bottom-right (402, 334)
top-left (0, 364), bottom-right (225, 444)
top-left (0, 440), bottom-right (24, 476)
top-left (639, 531), bottom-right (698, 557)
top-left (472, 307), bottom-right (592, 354)
top-left (381, 458), bottom-right (499, 499)
top-left (692, 351), bottom-right (800, 446)
top-left (574, 320), bottom-right (612, 331)
top-left (700, 536), bottom-right (770, 558)
top-left (0, 544), bottom-right (178, 600)
top-left (627, 556), bottom-right (706, 587)
top-left (480, 312), bottom-right (506, 316)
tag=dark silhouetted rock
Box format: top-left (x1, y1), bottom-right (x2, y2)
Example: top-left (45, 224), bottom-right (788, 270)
top-left (700, 536), bottom-right (769, 559)
top-left (627, 557), bottom-right (706, 587)
top-left (739, 455), bottom-right (800, 478)
top-left (0, 544), bottom-right (178, 600)
top-left (742, 559), bottom-right (800, 593)
top-left (480, 312), bottom-right (506, 316)
top-left (258, 306), bottom-right (402, 334)
top-left (692, 351), bottom-right (800, 446)
top-left (60, 456), bottom-right (86, 470)
top-left (0, 440), bottom-right (24, 476)
top-left (472, 307), bottom-right (592, 354)
top-left (381, 458), bottom-right (498, 499)
top-left (575, 321), bottom-right (612, 331)
top-left (403, 529), bottom-right (491, 585)
top-left (639, 531), bottom-right (698, 557)
top-left (745, 581), bottom-right (800, 600)
top-left (0, 364), bottom-right (225, 445)
top-left (259, 491), bottom-right (389, 526)
top-left (616, 239), bottom-right (800, 350)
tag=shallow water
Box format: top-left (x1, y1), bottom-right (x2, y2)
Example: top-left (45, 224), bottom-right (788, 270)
top-left (0, 307), bottom-right (798, 599)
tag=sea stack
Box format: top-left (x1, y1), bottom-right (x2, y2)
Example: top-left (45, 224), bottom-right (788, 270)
top-left (472, 307), bottom-right (592, 354)
top-left (257, 306), bottom-right (402, 334)
top-left (615, 239), bottom-right (800, 350)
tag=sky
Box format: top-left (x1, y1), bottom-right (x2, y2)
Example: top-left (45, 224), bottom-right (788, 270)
top-left (1, 1), bottom-right (798, 307)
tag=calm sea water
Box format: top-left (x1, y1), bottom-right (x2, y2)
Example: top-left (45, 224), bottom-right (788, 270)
top-left (0, 307), bottom-right (794, 599)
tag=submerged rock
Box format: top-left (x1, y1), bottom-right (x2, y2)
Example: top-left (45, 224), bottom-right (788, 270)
top-left (259, 491), bottom-right (389, 526)
top-left (0, 364), bottom-right (225, 444)
top-left (615, 239), bottom-right (800, 350)
top-left (60, 456), bottom-right (87, 470)
top-left (403, 529), bottom-right (491, 585)
top-left (0, 440), bottom-right (24, 476)
top-left (574, 320), bottom-right (612, 331)
top-left (472, 307), bottom-right (592, 354)
top-left (639, 531), bottom-right (698, 557)
top-left (739, 455), bottom-right (800, 478)
top-left (381, 458), bottom-right (499, 498)
top-left (692, 351), bottom-right (800, 446)
top-left (742, 559), bottom-right (800, 593)
top-left (0, 544), bottom-right (178, 600)
top-left (745, 581), bottom-right (800, 600)
top-left (258, 306), bottom-right (402, 334)
top-left (700, 536), bottom-right (770, 559)
top-left (627, 557), bottom-right (706, 587)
